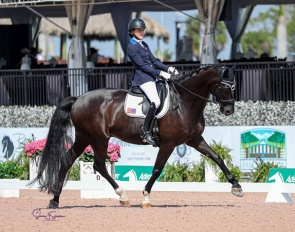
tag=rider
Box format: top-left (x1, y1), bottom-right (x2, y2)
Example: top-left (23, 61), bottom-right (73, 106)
top-left (127, 18), bottom-right (179, 146)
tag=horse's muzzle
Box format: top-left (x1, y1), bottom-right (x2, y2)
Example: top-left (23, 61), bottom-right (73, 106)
top-left (220, 105), bottom-right (234, 116)
top-left (219, 99), bottom-right (235, 116)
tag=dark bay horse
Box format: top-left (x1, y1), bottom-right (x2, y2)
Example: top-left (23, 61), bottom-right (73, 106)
top-left (31, 65), bottom-right (243, 209)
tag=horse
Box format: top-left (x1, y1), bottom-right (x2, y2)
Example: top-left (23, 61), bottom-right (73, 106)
top-left (2, 136), bottom-right (14, 159)
top-left (30, 65), bottom-right (244, 209)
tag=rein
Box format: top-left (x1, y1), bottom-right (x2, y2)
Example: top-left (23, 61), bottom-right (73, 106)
top-left (170, 79), bottom-right (218, 104)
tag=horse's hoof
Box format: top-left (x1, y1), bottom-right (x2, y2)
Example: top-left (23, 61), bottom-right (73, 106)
top-left (231, 187), bottom-right (244, 197)
top-left (49, 200), bottom-right (59, 209)
top-left (141, 201), bottom-right (151, 208)
top-left (120, 200), bottom-right (131, 208)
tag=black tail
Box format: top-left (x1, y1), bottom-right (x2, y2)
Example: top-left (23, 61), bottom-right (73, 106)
top-left (28, 96), bottom-right (78, 194)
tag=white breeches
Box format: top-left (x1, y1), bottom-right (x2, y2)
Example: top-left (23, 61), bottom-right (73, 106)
top-left (140, 81), bottom-right (160, 108)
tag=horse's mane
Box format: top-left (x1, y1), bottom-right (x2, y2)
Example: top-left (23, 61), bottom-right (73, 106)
top-left (173, 65), bottom-right (220, 83)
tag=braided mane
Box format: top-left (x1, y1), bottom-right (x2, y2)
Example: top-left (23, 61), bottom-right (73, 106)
top-left (172, 65), bottom-right (220, 83)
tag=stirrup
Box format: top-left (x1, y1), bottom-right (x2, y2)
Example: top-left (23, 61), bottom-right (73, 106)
top-left (140, 128), bottom-right (157, 146)
top-left (142, 134), bottom-right (157, 146)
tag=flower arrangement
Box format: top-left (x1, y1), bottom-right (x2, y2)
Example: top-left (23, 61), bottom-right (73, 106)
top-left (79, 142), bottom-right (121, 163)
top-left (24, 138), bottom-right (71, 159)
top-left (22, 138), bottom-right (120, 163)
top-left (24, 138), bottom-right (47, 159)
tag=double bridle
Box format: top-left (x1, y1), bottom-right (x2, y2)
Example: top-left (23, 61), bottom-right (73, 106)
top-left (170, 73), bottom-right (236, 107)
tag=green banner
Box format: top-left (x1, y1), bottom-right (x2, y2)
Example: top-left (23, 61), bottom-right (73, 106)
top-left (266, 168), bottom-right (295, 183)
top-left (115, 165), bottom-right (163, 181)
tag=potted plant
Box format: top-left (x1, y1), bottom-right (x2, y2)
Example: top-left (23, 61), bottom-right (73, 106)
top-left (21, 138), bottom-right (120, 180)
top-left (19, 138), bottom-right (46, 180)
top-left (79, 142), bottom-right (121, 180)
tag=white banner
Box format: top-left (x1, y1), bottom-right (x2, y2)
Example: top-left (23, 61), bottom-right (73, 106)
top-left (0, 128), bottom-right (49, 161)
top-left (1, 126), bottom-right (294, 172)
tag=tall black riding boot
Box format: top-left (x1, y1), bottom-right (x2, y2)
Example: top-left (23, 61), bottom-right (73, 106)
top-left (141, 103), bottom-right (157, 146)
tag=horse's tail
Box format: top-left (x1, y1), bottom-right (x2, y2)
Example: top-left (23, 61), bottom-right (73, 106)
top-left (28, 96), bottom-right (78, 194)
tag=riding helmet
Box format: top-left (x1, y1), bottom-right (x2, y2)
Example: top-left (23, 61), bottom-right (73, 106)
top-left (128, 18), bottom-right (146, 37)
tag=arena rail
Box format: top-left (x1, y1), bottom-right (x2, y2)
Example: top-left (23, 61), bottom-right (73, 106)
top-left (0, 61), bottom-right (294, 106)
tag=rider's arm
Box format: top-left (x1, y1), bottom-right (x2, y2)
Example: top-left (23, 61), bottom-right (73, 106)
top-left (143, 42), bottom-right (169, 72)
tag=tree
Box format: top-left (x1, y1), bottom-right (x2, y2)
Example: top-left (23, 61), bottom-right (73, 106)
top-left (242, 5), bottom-right (295, 57)
top-left (286, 5), bottom-right (295, 53)
top-left (185, 14), bottom-right (227, 60)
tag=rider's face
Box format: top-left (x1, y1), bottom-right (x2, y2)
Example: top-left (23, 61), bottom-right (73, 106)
top-left (133, 28), bottom-right (145, 40)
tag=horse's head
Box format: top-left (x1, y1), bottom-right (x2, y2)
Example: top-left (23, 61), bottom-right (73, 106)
top-left (211, 65), bottom-right (236, 116)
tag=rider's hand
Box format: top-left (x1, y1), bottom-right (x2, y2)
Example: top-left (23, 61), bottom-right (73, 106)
top-left (160, 71), bottom-right (171, 80)
top-left (168, 67), bottom-right (179, 75)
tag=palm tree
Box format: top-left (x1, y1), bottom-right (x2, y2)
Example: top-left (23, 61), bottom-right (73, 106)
top-left (277, 5), bottom-right (287, 58)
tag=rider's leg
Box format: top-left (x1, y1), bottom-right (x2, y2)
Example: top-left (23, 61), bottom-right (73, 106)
top-left (141, 102), bottom-right (157, 145)
top-left (139, 81), bottom-right (160, 146)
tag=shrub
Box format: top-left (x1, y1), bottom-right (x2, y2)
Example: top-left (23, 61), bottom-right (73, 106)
top-left (160, 140), bottom-right (242, 182)
top-left (68, 162), bottom-right (80, 181)
top-left (187, 159), bottom-right (206, 182)
top-left (159, 161), bottom-right (191, 182)
top-left (0, 160), bottom-right (20, 179)
top-left (251, 158), bottom-right (281, 183)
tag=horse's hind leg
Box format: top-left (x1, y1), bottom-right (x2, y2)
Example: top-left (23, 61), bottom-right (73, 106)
top-left (91, 142), bottom-right (130, 207)
top-left (186, 136), bottom-right (244, 197)
top-left (49, 137), bottom-right (88, 208)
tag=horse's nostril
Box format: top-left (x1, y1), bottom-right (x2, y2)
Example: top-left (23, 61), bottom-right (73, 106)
top-left (225, 110), bottom-right (233, 115)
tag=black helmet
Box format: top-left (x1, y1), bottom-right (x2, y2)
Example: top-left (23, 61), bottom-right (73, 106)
top-left (128, 18), bottom-right (146, 33)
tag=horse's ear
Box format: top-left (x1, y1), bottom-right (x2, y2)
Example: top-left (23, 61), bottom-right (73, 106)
top-left (219, 66), bottom-right (228, 80)
top-left (231, 63), bottom-right (238, 71)
top-left (219, 66), bottom-right (235, 82)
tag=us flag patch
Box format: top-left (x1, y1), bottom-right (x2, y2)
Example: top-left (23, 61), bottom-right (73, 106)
top-left (127, 108), bottom-right (136, 114)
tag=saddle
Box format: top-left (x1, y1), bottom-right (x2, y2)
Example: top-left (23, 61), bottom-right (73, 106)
top-left (124, 80), bottom-right (170, 118)
top-left (124, 80), bottom-right (170, 145)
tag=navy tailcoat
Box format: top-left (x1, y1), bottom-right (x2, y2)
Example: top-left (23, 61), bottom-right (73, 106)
top-left (127, 38), bottom-right (169, 86)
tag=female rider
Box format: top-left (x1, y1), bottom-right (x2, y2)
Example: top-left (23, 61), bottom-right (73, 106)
top-left (127, 18), bottom-right (179, 146)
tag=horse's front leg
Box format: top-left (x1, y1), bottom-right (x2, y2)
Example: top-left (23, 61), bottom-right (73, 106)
top-left (142, 145), bottom-right (175, 208)
top-left (186, 136), bottom-right (244, 197)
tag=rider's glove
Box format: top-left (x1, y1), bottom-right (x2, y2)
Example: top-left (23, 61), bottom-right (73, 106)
top-left (160, 71), bottom-right (171, 80)
top-left (168, 66), bottom-right (179, 75)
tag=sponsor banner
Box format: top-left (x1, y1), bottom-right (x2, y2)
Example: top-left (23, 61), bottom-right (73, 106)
top-left (115, 165), bottom-right (163, 181)
top-left (266, 168), bottom-right (295, 184)
top-left (1, 126), bottom-right (295, 172)
top-left (109, 137), bottom-right (201, 167)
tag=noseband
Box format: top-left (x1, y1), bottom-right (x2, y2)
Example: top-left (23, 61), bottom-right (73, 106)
top-left (211, 75), bottom-right (236, 108)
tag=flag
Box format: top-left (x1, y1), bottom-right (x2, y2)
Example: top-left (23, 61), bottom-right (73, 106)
top-left (127, 108), bottom-right (136, 114)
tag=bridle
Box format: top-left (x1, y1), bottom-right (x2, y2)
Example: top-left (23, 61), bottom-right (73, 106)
top-left (211, 73), bottom-right (236, 108)
top-left (170, 67), bottom-right (236, 107)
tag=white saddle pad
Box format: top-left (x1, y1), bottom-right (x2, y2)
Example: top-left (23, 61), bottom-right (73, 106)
top-left (124, 84), bottom-right (170, 119)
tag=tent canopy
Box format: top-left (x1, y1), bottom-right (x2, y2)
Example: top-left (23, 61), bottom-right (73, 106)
top-left (0, 0), bottom-right (294, 18)
top-left (0, 0), bottom-right (293, 66)
top-left (39, 13), bottom-right (170, 42)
